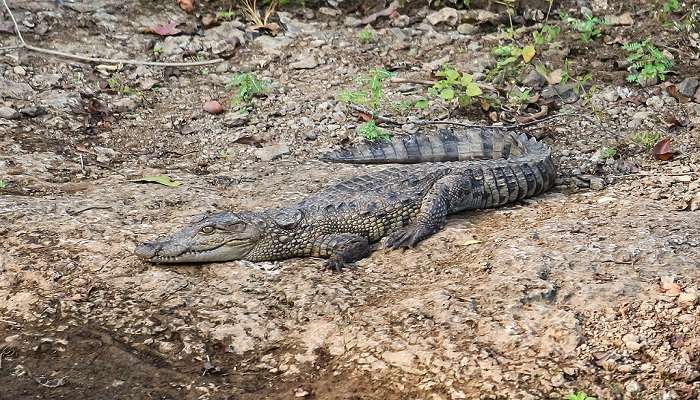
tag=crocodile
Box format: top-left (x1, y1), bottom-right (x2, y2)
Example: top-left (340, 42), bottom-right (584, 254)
top-left (134, 128), bottom-right (556, 270)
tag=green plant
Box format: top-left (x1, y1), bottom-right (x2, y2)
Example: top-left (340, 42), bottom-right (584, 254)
top-left (226, 72), bottom-right (268, 104)
top-left (623, 39), bottom-right (673, 86)
top-left (153, 43), bottom-right (163, 55)
top-left (486, 44), bottom-right (536, 82)
top-left (630, 131), bottom-right (662, 150)
top-left (599, 146), bottom-right (617, 160)
top-left (216, 9), bottom-right (236, 20)
top-left (358, 28), bottom-right (374, 43)
top-left (533, 24), bottom-right (560, 45)
top-left (338, 68), bottom-right (394, 111)
top-left (428, 66), bottom-right (483, 108)
top-left (358, 120), bottom-right (391, 141)
top-left (662, 0), bottom-right (679, 14)
top-left (507, 87), bottom-right (531, 104)
top-left (564, 391), bottom-right (596, 400)
top-left (0, 179), bottom-right (6, 189)
top-left (560, 12), bottom-right (605, 42)
top-left (107, 76), bottom-right (134, 95)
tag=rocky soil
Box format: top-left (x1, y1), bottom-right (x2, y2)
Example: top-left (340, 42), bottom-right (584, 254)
top-left (1, 0), bottom-right (699, 399)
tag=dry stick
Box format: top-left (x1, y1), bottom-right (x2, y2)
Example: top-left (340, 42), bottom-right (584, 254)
top-left (0, 0), bottom-right (223, 67)
top-left (346, 103), bottom-right (584, 130)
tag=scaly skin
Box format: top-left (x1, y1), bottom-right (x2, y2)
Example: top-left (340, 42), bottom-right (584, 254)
top-left (134, 128), bottom-right (556, 271)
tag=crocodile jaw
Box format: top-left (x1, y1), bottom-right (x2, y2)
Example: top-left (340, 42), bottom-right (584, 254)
top-left (135, 239), bottom-right (256, 263)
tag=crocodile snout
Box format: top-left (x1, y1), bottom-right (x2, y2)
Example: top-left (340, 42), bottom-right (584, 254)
top-left (134, 242), bottom-right (158, 259)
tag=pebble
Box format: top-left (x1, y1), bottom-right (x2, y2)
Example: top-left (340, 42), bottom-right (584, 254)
top-left (0, 106), bottom-right (21, 119)
top-left (645, 96), bottom-right (664, 110)
top-left (112, 97), bottom-right (138, 113)
top-left (13, 66), bottom-right (26, 76)
top-left (622, 333), bottom-right (642, 351)
top-left (255, 143), bottom-right (290, 161)
top-left (678, 290), bottom-right (698, 307)
top-left (290, 55), bottom-right (318, 69)
top-left (426, 7), bottom-right (459, 26)
top-left (19, 106), bottom-right (47, 117)
top-left (203, 100), bottom-right (224, 114)
top-left (625, 380), bottom-right (642, 394)
top-left (677, 77), bottom-right (699, 97)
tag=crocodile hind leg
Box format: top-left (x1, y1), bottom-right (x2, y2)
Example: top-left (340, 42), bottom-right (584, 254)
top-left (385, 174), bottom-right (480, 249)
top-left (311, 234), bottom-right (371, 272)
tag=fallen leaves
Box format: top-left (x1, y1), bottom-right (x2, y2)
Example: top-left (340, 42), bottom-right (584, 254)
top-left (146, 21), bottom-right (181, 36)
top-left (652, 137), bottom-right (675, 161)
top-left (361, 0), bottom-right (400, 25)
top-left (521, 45), bottom-right (536, 63)
top-left (129, 175), bottom-right (182, 187)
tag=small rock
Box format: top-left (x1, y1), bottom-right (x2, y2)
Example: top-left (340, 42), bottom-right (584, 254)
top-left (343, 16), bottom-right (362, 27)
top-left (678, 289), bottom-right (698, 307)
top-left (645, 95), bottom-right (664, 110)
top-left (13, 66), bottom-right (27, 76)
top-left (520, 68), bottom-right (545, 89)
top-left (223, 110), bottom-right (248, 127)
top-left (426, 7), bottom-right (458, 26)
top-left (318, 7), bottom-right (341, 17)
top-left (0, 106), bottom-right (21, 119)
top-left (203, 100), bottom-right (224, 114)
top-left (19, 106), bottom-right (47, 117)
top-left (605, 12), bottom-right (634, 26)
top-left (541, 83), bottom-right (579, 103)
top-left (255, 143), bottom-right (290, 161)
top-left (202, 14), bottom-right (218, 28)
top-left (625, 380), bottom-right (642, 394)
top-left (0, 78), bottom-right (34, 100)
top-left (600, 87), bottom-right (620, 102)
top-left (677, 77), bottom-right (699, 98)
top-left (112, 97), bottom-right (138, 113)
top-left (639, 73), bottom-right (658, 88)
top-left (391, 15), bottom-right (410, 27)
top-left (294, 387), bottom-right (310, 397)
top-left (290, 55), bottom-right (318, 70)
top-left (622, 333), bottom-right (642, 351)
top-left (254, 35), bottom-right (293, 55)
top-left (139, 78), bottom-right (159, 90)
top-left (304, 131), bottom-right (317, 141)
top-left (457, 23), bottom-right (477, 35)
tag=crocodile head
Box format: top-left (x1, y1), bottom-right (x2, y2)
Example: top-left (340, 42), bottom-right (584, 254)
top-left (134, 211), bottom-right (264, 263)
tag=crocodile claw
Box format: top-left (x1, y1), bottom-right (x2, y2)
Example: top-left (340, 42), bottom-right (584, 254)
top-left (384, 225), bottom-right (426, 249)
top-left (323, 257), bottom-right (346, 272)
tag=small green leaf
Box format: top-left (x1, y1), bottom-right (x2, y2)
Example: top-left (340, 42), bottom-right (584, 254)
top-left (464, 83), bottom-right (483, 97)
top-left (440, 88), bottom-right (455, 100)
top-left (414, 98), bottom-right (429, 109)
top-left (460, 74), bottom-right (474, 85)
top-left (0, 179), bottom-right (7, 189)
top-left (130, 175), bottom-right (182, 187)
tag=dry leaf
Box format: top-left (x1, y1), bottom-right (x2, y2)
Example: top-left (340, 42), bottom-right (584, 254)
top-left (521, 45), bottom-right (536, 63)
top-left (176, 0), bottom-right (194, 13)
top-left (130, 175), bottom-right (182, 187)
top-left (361, 0), bottom-right (400, 25)
top-left (652, 137), bottom-right (675, 161)
top-left (147, 21), bottom-right (181, 36)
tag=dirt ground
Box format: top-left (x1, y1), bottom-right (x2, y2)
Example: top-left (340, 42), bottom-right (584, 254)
top-left (1, 0), bottom-right (700, 399)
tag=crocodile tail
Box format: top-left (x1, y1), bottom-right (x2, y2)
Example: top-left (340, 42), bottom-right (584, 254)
top-left (320, 128), bottom-right (547, 164)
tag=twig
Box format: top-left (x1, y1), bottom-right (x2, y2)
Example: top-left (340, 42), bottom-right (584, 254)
top-left (66, 206), bottom-right (113, 216)
top-left (345, 103), bottom-right (586, 130)
top-left (389, 77), bottom-right (498, 91)
top-left (346, 104), bottom-right (402, 125)
top-left (0, 0), bottom-right (223, 67)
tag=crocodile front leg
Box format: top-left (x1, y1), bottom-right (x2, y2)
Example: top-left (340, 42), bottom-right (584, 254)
top-left (385, 174), bottom-right (481, 249)
top-left (311, 234), bottom-right (371, 272)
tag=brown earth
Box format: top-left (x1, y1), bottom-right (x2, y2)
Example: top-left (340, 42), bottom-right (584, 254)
top-left (1, 0), bottom-right (700, 399)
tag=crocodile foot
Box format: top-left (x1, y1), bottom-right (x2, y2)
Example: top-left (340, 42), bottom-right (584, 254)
top-left (323, 257), bottom-right (350, 272)
top-left (384, 225), bottom-right (433, 249)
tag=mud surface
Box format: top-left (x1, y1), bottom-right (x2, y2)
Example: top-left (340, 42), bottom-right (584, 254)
top-left (1, 0), bottom-right (700, 399)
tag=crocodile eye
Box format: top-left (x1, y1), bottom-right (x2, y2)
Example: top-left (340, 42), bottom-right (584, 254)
top-left (200, 226), bottom-right (215, 235)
